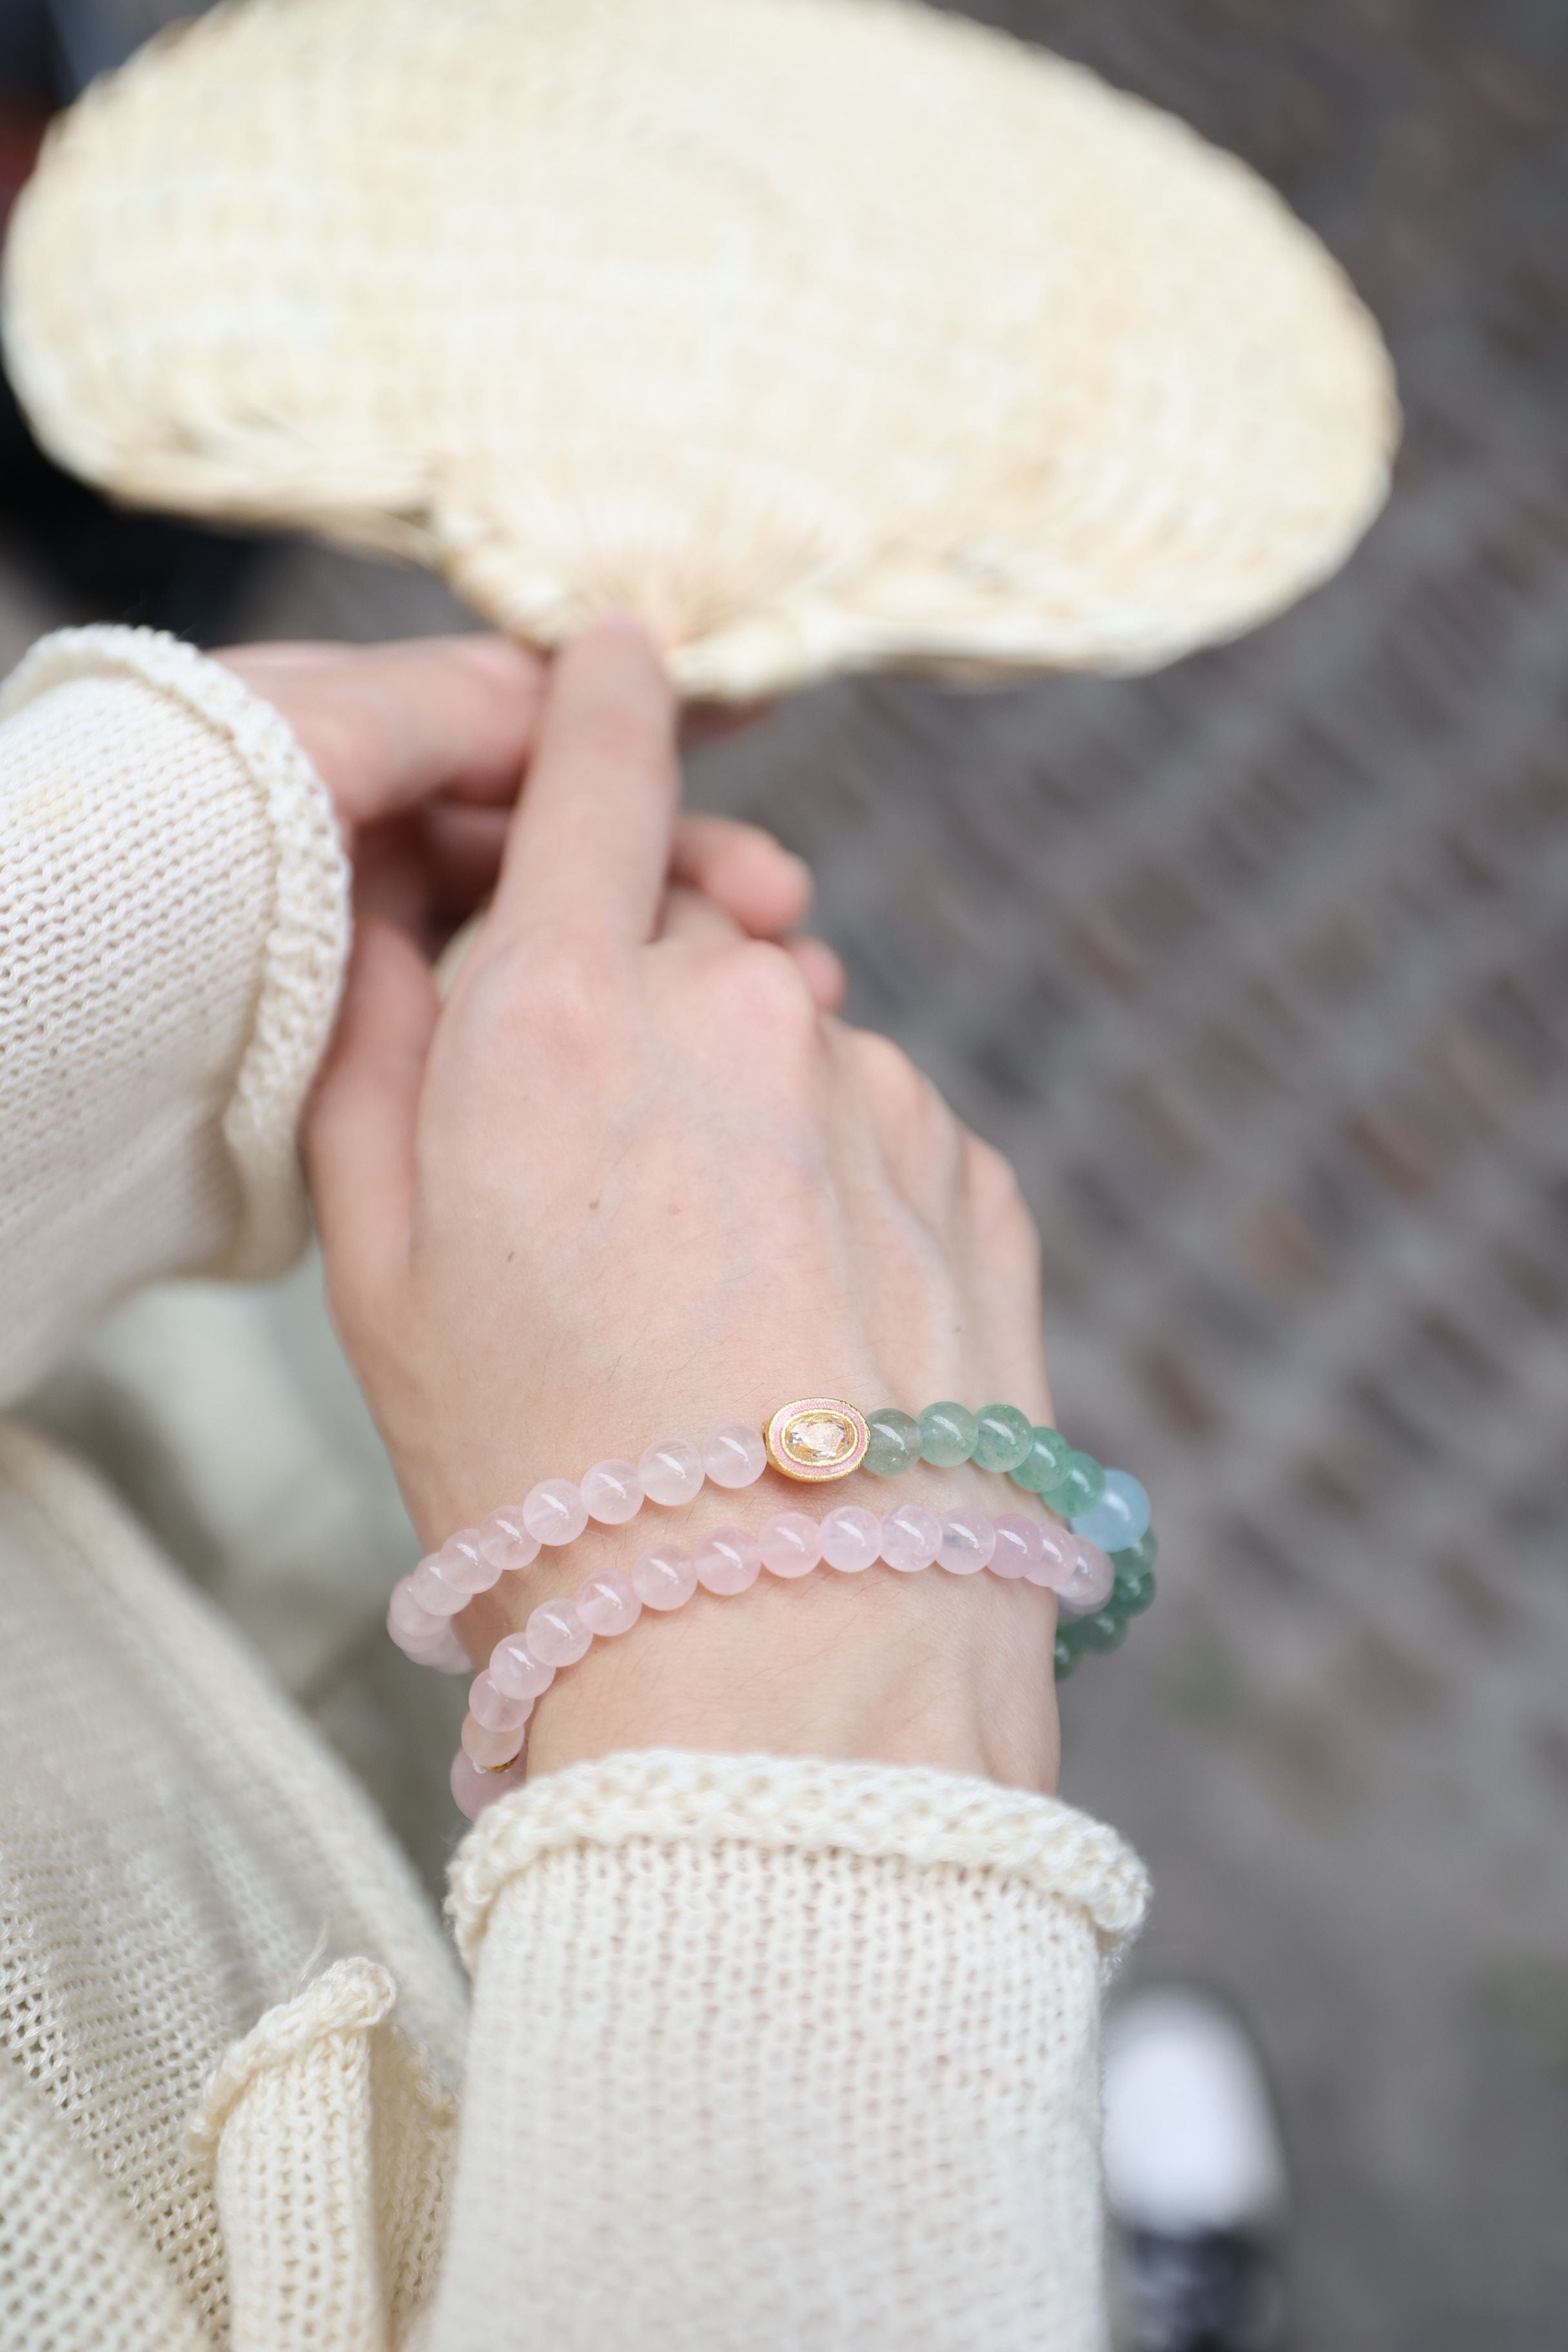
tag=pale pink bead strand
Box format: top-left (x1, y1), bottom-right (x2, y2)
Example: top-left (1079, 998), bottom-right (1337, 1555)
top-left (879, 1502), bottom-right (942, 1573)
top-left (694, 1527), bottom-right (762, 1596)
top-left (759, 1511), bottom-right (821, 1578)
top-left (469, 1671), bottom-right (533, 1734)
top-left (451, 1745), bottom-right (528, 1823)
top-left (820, 1505), bottom-right (882, 1573)
top-left (389, 1576), bottom-right (445, 1647)
top-left (476, 1507), bottom-right (540, 1575)
top-left (1028, 1523), bottom-right (1078, 1594)
top-left (435, 1529), bottom-right (500, 1595)
top-left (638, 1438), bottom-right (705, 1506)
top-left (525, 1600), bottom-right (592, 1667)
top-left (404, 1621), bottom-right (471, 1674)
top-left (701, 1423), bottom-right (768, 1489)
top-left (580, 1459), bottom-right (643, 1526)
top-left (937, 1509), bottom-right (995, 1574)
top-left (576, 1568), bottom-right (643, 1636)
top-left (1056, 1533), bottom-right (1115, 1615)
top-left (461, 1713), bottom-right (525, 1769)
top-left (631, 1546), bottom-right (698, 1611)
top-left (488, 1636), bottom-right (556, 1703)
top-left (990, 1514), bottom-right (1043, 1581)
top-left (408, 1556), bottom-right (469, 1617)
top-left (522, 1479), bottom-right (589, 1547)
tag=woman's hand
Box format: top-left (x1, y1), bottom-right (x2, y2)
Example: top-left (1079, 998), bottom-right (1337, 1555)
top-left (305, 622), bottom-right (1060, 1790)
top-left (218, 633), bottom-right (842, 996)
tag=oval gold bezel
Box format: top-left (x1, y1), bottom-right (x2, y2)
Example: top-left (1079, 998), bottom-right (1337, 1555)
top-left (762, 1397), bottom-right (870, 1483)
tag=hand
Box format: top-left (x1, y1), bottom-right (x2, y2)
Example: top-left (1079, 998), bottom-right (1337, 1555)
top-left (306, 622), bottom-right (1059, 1791)
top-left (218, 634), bottom-right (843, 999)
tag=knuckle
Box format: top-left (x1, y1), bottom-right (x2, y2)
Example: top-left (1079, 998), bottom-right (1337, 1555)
top-left (967, 1136), bottom-right (1040, 1254)
top-left (723, 937), bottom-right (820, 1037)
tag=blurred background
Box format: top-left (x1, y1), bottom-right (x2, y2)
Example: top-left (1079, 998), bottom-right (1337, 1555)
top-left (4, 2), bottom-right (1567, 2346)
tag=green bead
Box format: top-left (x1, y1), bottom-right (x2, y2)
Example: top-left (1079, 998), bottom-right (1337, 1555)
top-left (1053, 1634), bottom-right (1078, 1681)
top-left (1012, 1426), bottom-right (1071, 1494)
top-left (1075, 1607), bottom-right (1129, 1654)
top-left (1040, 1449), bottom-right (1106, 1516)
top-left (1112, 1562), bottom-right (1157, 1617)
top-left (1110, 1529), bottom-right (1158, 1576)
top-left (918, 1400), bottom-right (978, 1468)
top-left (864, 1407), bottom-right (921, 1477)
top-left (972, 1402), bottom-right (1035, 1473)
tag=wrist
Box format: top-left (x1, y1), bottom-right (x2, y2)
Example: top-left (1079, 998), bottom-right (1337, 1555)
top-left (456, 1463), bottom-right (1061, 1792)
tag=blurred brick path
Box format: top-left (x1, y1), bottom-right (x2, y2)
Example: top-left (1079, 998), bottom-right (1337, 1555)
top-left (15, 2), bottom-right (1568, 2345)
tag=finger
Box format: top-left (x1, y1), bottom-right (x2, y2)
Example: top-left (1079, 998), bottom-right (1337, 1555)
top-left (217, 636), bottom-right (545, 829)
top-left (304, 919), bottom-right (438, 1298)
top-left (489, 619), bottom-right (680, 953)
top-left (655, 883), bottom-right (746, 950)
top-left (781, 932), bottom-right (847, 1014)
top-left (670, 814), bottom-right (813, 938)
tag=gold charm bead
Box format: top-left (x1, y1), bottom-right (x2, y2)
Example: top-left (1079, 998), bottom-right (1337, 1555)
top-left (763, 1398), bottom-right (870, 1483)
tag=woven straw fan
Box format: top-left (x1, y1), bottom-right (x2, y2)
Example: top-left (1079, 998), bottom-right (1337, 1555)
top-left (3, 0), bottom-right (1397, 697)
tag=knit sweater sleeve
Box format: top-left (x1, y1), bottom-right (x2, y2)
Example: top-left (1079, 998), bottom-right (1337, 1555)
top-left (0, 625), bottom-right (349, 1406)
top-left (427, 1749), bottom-right (1150, 2352)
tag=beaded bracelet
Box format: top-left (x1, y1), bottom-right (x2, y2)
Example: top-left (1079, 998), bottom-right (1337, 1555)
top-left (447, 1494), bottom-right (1157, 1820)
top-left (389, 1395), bottom-right (1154, 1661)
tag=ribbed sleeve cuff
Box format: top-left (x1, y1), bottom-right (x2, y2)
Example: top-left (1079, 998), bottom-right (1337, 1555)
top-left (0, 625), bottom-right (350, 1278)
top-left (446, 1747), bottom-right (1150, 1970)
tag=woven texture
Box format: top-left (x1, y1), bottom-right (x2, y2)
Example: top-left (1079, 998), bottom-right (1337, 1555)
top-left (0, 625), bottom-right (349, 1403)
top-left (434, 1750), bottom-right (1143, 2351)
top-left (3, 0), bottom-right (1396, 696)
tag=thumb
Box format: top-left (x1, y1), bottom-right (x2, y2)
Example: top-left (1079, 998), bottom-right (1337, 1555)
top-left (305, 918), bottom-right (438, 1302)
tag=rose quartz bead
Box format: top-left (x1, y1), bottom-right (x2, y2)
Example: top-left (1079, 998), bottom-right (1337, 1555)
top-left (760, 1511), bottom-right (822, 1578)
top-left (469, 1671), bottom-right (533, 1734)
top-left (436, 1529), bottom-right (500, 1595)
top-left (631, 1545), bottom-right (698, 1611)
top-left (404, 1620), bottom-right (471, 1674)
top-left (638, 1438), bottom-right (705, 1507)
top-left (576, 1567), bottom-right (643, 1636)
top-left (937, 1509), bottom-right (996, 1575)
top-left (820, 1505), bottom-right (883, 1573)
top-left (451, 1745), bottom-right (528, 1823)
top-left (389, 1576), bottom-right (442, 1645)
top-left (461, 1712), bottom-right (525, 1769)
top-left (525, 1598), bottom-right (592, 1667)
top-left (990, 1514), bottom-right (1043, 1580)
top-left (702, 1422), bottom-right (768, 1489)
top-left (880, 1501), bottom-right (942, 1573)
top-left (522, 1478), bottom-right (589, 1547)
top-left (1028, 1522), bottom-right (1078, 1592)
top-left (1057, 1533), bottom-right (1115, 1616)
top-left (695, 1527), bottom-right (762, 1596)
top-left (409, 1556), bottom-right (469, 1617)
top-left (476, 1507), bottom-right (540, 1576)
top-left (488, 1634), bottom-right (556, 1703)
top-left (580, 1458), bottom-right (644, 1526)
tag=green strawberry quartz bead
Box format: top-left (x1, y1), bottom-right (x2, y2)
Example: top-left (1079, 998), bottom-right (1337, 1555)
top-left (1112, 1529), bottom-right (1157, 1577)
top-left (972, 1403), bottom-right (1035, 1474)
top-left (917, 1401), bottom-right (979, 1468)
top-left (1053, 1632), bottom-right (1079, 1680)
top-left (1012, 1426), bottom-right (1072, 1494)
top-left (1039, 1449), bottom-right (1106, 1518)
top-left (864, 1407), bottom-right (922, 1477)
top-left (1112, 1556), bottom-right (1157, 1616)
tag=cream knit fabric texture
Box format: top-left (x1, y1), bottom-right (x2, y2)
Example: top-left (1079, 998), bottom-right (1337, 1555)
top-left (0, 632), bottom-right (1149, 2348)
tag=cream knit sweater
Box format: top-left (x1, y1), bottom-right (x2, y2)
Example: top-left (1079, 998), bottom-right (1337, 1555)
top-left (0, 627), bottom-right (1148, 2351)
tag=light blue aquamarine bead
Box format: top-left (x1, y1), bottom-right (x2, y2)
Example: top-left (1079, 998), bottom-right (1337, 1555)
top-left (1070, 1467), bottom-right (1151, 1552)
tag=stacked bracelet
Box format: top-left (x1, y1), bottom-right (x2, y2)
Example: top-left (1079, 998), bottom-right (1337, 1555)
top-left (384, 1392), bottom-right (1158, 1818)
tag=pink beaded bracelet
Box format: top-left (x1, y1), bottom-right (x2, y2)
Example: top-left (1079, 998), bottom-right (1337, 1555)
top-left (446, 1499), bottom-right (1112, 1819)
top-left (387, 1417), bottom-right (785, 1671)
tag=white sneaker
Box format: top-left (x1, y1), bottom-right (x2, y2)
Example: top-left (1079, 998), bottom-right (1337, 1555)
top-left (1102, 1986), bottom-right (1288, 2352)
